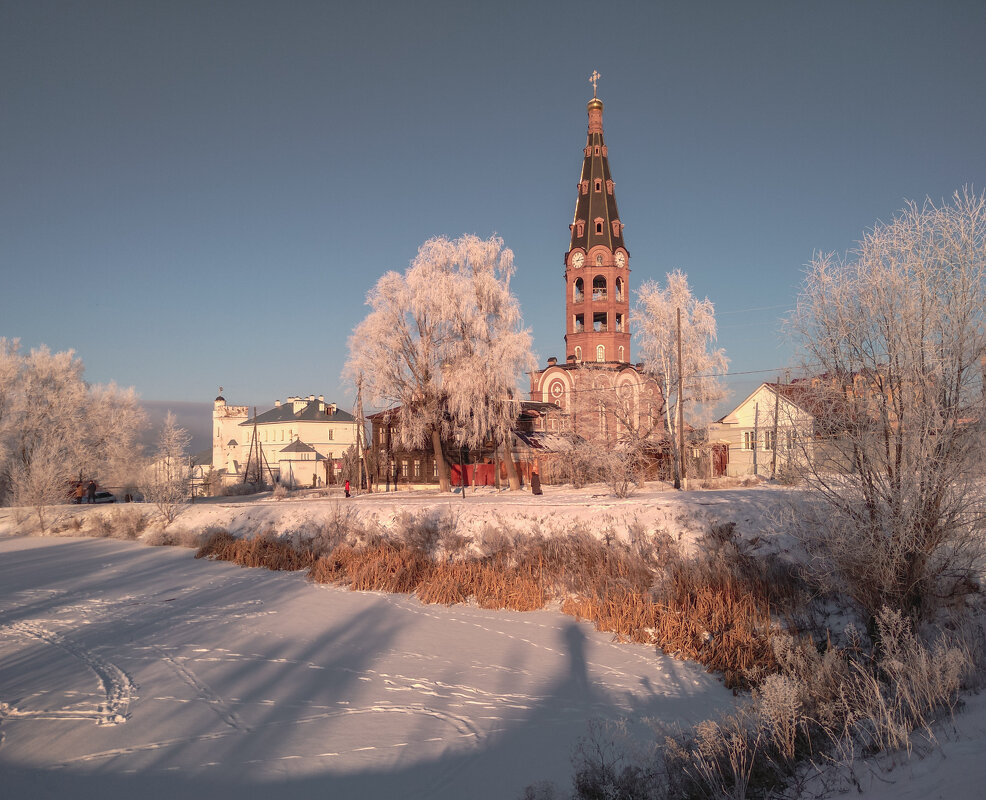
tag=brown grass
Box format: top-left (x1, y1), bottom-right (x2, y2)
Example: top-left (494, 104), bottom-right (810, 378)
top-left (195, 530), bottom-right (316, 571)
top-left (194, 521), bottom-right (787, 687)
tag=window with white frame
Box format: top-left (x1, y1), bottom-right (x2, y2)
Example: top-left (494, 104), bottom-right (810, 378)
top-left (763, 430), bottom-right (775, 450)
top-left (743, 431), bottom-right (756, 450)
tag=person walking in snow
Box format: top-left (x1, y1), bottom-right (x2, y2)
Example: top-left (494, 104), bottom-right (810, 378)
top-left (74, 483), bottom-right (85, 504)
top-left (344, 479), bottom-right (351, 498)
top-left (86, 480), bottom-right (97, 504)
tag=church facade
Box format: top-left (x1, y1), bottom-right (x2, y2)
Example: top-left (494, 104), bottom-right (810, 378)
top-left (529, 83), bottom-right (665, 443)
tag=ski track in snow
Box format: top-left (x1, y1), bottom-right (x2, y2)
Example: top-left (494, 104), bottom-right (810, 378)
top-left (151, 646), bottom-right (249, 733)
top-left (0, 620), bottom-right (136, 726)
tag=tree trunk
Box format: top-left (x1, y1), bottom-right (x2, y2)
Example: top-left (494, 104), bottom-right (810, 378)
top-left (502, 436), bottom-right (520, 490)
top-left (432, 428), bottom-right (450, 492)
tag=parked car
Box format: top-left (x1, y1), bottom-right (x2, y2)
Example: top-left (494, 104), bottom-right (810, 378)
top-left (92, 491), bottom-right (117, 504)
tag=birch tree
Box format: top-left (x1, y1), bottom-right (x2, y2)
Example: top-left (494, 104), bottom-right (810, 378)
top-left (634, 271), bottom-right (727, 488)
top-left (347, 235), bottom-right (534, 492)
top-left (141, 412), bottom-right (192, 524)
top-left (790, 189), bottom-right (986, 621)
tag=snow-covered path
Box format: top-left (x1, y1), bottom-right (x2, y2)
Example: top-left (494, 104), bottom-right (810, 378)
top-left (0, 535), bottom-right (732, 799)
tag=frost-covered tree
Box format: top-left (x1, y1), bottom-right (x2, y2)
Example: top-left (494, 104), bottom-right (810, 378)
top-left (562, 365), bottom-right (665, 497)
top-left (634, 271), bottom-right (727, 489)
top-left (0, 339), bottom-right (146, 529)
top-left (347, 235), bottom-right (535, 492)
top-left (790, 189), bottom-right (986, 620)
top-left (141, 412), bottom-right (192, 524)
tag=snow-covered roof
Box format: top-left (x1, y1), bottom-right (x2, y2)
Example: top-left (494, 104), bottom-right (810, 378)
top-left (240, 399), bottom-right (355, 426)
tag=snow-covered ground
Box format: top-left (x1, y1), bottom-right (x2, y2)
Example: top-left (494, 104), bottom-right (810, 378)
top-left (0, 532), bottom-right (730, 799)
top-left (2, 484), bottom-right (985, 799)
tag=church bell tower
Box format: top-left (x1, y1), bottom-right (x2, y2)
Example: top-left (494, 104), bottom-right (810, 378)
top-left (564, 72), bottom-right (631, 365)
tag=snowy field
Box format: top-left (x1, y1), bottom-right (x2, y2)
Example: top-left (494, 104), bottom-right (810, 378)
top-left (0, 532), bottom-right (730, 799)
top-left (2, 484), bottom-right (985, 799)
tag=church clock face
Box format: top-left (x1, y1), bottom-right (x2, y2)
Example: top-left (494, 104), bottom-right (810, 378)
top-left (615, 252), bottom-right (626, 268)
top-left (571, 251), bottom-right (584, 269)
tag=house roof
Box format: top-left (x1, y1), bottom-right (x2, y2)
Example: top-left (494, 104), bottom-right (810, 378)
top-left (240, 398), bottom-right (355, 426)
top-left (717, 380), bottom-right (843, 424)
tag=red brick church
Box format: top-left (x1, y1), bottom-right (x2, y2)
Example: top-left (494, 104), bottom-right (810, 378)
top-left (529, 76), bottom-right (665, 444)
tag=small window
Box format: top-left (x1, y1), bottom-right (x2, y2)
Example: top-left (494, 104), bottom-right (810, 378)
top-left (594, 179), bottom-right (602, 192)
top-left (413, 459), bottom-right (421, 477)
top-left (595, 221), bottom-right (603, 234)
top-left (401, 460), bottom-right (408, 477)
top-left (580, 180), bottom-right (588, 195)
top-left (575, 346), bottom-right (582, 362)
top-left (593, 312), bottom-right (607, 332)
top-left (615, 277), bottom-right (624, 302)
top-left (615, 313), bottom-right (624, 332)
top-left (573, 278), bottom-right (584, 303)
top-left (576, 220), bottom-right (585, 237)
top-left (596, 345), bottom-right (605, 362)
top-left (216, 426), bottom-right (220, 438)
top-left (574, 313), bottom-right (584, 333)
top-left (611, 220), bottom-right (621, 237)
top-left (606, 179), bottom-right (614, 195)
top-left (327, 430), bottom-right (333, 440)
top-left (764, 430), bottom-right (775, 451)
top-left (744, 431), bottom-right (755, 450)
top-left (594, 146), bottom-right (600, 156)
top-left (619, 346), bottom-right (625, 362)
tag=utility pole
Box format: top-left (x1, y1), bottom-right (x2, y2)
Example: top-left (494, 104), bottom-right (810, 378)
top-left (676, 307), bottom-right (686, 490)
top-left (753, 401), bottom-right (759, 478)
top-left (355, 377), bottom-right (371, 494)
top-left (770, 376), bottom-right (780, 479)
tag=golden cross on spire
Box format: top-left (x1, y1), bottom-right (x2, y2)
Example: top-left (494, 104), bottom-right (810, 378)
top-left (589, 70), bottom-right (601, 98)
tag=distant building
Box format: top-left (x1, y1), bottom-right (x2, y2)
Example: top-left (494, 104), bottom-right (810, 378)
top-left (212, 393), bottom-right (358, 486)
top-left (711, 382), bottom-right (817, 478)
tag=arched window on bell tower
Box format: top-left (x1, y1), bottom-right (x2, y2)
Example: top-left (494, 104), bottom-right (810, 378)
top-left (573, 278), bottom-right (584, 303)
top-left (596, 345), bottom-right (605, 362)
top-left (575, 346), bottom-right (583, 362)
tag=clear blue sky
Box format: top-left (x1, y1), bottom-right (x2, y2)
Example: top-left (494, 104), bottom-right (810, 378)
top-left (3, 1), bottom-right (985, 428)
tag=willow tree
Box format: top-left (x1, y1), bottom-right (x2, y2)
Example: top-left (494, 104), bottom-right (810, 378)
top-left (347, 235), bottom-right (534, 492)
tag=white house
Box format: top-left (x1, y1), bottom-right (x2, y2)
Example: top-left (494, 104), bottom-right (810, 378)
top-left (711, 382), bottom-right (816, 478)
top-left (213, 393), bottom-right (358, 486)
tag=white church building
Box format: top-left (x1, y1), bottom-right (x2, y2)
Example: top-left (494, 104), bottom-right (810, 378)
top-left (213, 392), bottom-right (359, 487)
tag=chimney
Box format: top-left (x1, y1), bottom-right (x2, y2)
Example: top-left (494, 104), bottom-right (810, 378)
top-left (567, 355), bottom-right (576, 363)
top-left (318, 395), bottom-right (324, 403)
top-left (547, 356), bottom-right (557, 366)
top-left (309, 394), bottom-right (315, 402)
top-left (275, 399), bottom-right (281, 407)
